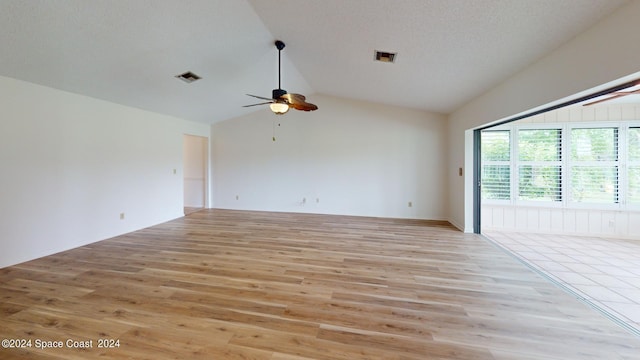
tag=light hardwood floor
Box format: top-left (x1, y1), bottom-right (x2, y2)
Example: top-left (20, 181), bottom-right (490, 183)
top-left (1, 209), bottom-right (638, 359)
top-left (184, 206), bottom-right (204, 215)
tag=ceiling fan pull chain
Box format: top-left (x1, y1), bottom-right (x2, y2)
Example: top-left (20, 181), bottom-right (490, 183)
top-left (272, 120), bottom-right (282, 141)
top-left (273, 119), bottom-right (276, 141)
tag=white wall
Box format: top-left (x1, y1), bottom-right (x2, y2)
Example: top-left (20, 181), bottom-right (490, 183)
top-left (212, 94), bottom-right (447, 220)
top-left (448, 0), bottom-right (640, 232)
top-left (482, 206), bottom-right (640, 239)
top-left (0, 76), bottom-right (209, 268)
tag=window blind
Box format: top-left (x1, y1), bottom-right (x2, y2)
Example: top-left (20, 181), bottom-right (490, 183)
top-left (482, 165), bottom-right (511, 200)
top-left (570, 128), bottom-right (619, 204)
top-left (481, 130), bottom-right (510, 200)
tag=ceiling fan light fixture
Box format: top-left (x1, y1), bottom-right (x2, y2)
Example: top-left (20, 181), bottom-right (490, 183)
top-left (270, 102), bottom-right (289, 115)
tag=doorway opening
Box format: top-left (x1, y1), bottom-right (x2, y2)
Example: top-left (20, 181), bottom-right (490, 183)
top-left (183, 134), bottom-right (208, 215)
top-left (473, 78), bottom-right (640, 234)
top-left (473, 78), bottom-right (640, 335)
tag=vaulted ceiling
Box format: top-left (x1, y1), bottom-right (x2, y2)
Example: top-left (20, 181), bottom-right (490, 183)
top-left (0, 0), bottom-right (629, 124)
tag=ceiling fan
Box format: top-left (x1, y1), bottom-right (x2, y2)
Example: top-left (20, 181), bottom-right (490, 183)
top-left (243, 40), bottom-right (317, 115)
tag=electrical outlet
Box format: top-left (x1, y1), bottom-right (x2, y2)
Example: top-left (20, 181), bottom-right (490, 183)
top-left (120, 213), bottom-right (125, 220)
top-left (235, 195), bottom-right (239, 200)
top-left (459, 167), bottom-right (463, 176)
top-left (408, 201), bottom-right (413, 207)
top-left (173, 168), bottom-right (177, 175)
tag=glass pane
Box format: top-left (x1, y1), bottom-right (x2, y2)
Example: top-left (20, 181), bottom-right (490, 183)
top-left (482, 165), bottom-right (510, 200)
top-left (571, 128), bottom-right (618, 161)
top-left (518, 165), bottom-right (561, 201)
top-left (630, 166), bottom-right (640, 205)
top-left (481, 131), bottom-right (510, 161)
top-left (571, 166), bottom-right (618, 203)
top-left (518, 129), bottom-right (561, 161)
top-left (630, 127), bottom-right (640, 161)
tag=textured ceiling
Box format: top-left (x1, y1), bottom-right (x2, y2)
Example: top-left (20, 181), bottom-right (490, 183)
top-left (0, 0), bottom-right (629, 124)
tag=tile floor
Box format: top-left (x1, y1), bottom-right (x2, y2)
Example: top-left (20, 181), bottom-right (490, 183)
top-left (483, 231), bottom-right (640, 336)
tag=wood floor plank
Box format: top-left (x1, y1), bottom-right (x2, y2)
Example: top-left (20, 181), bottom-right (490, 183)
top-left (1, 209), bottom-right (639, 359)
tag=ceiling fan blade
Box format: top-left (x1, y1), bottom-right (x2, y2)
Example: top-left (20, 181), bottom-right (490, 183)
top-left (281, 93), bottom-right (306, 102)
top-left (242, 101), bottom-right (273, 108)
top-left (246, 94), bottom-right (274, 101)
top-left (280, 93), bottom-right (318, 111)
top-left (582, 88), bottom-right (640, 106)
top-left (289, 101), bottom-right (318, 111)
top-left (582, 93), bottom-right (626, 106)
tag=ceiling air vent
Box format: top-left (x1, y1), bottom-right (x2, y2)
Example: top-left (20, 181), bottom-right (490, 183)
top-left (374, 50), bottom-right (397, 63)
top-left (175, 71), bottom-right (201, 83)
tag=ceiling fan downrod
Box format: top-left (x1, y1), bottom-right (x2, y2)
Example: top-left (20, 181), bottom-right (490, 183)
top-left (273, 40), bottom-right (287, 99)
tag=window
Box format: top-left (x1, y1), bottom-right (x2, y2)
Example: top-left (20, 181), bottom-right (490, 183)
top-left (481, 130), bottom-right (510, 200)
top-left (517, 129), bottom-right (561, 201)
top-left (569, 128), bottom-right (618, 204)
top-left (480, 122), bottom-right (639, 210)
top-left (629, 127), bottom-right (640, 205)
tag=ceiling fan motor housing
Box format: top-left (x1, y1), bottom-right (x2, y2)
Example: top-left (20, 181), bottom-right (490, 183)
top-left (272, 88), bottom-right (287, 99)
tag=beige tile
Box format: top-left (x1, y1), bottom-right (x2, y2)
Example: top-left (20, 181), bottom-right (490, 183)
top-left (588, 274), bottom-right (638, 289)
top-left (616, 288), bottom-right (640, 303)
top-left (573, 285), bottom-right (631, 303)
top-left (561, 262), bottom-right (603, 275)
top-left (516, 251), bottom-right (552, 262)
top-left (553, 271), bottom-right (598, 286)
top-left (534, 260), bottom-right (571, 272)
top-left (485, 231), bottom-right (640, 334)
top-left (600, 301), bottom-right (640, 323)
top-left (591, 264), bottom-right (637, 277)
top-left (618, 276), bottom-right (640, 288)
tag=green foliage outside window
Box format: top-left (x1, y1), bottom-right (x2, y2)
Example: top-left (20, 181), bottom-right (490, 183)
top-left (517, 129), bottom-right (561, 201)
top-left (571, 128), bottom-right (617, 161)
top-left (481, 131), bottom-right (509, 161)
top-left (571, 166), bottom-right (618, 203)
top-left (518, 129), bottom-right (561, 161)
